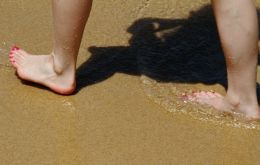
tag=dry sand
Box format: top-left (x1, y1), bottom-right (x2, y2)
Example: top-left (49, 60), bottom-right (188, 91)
top-left (1, 0), bottom-right (260, 164)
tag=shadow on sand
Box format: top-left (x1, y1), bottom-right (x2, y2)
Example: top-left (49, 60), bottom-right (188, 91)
top-left (76, 5), bottom-right (260, 98)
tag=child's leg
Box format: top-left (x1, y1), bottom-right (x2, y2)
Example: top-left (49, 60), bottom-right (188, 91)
top-left (189, 0), bottom-right (260, 119)
top-left (9, 0), bottom-right (92, 95)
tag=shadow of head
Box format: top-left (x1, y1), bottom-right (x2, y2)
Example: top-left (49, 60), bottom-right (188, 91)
top-left (76, 4), bottom-right (260, 93)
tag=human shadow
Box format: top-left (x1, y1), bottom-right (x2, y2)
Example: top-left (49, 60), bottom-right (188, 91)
top-left (76, 4), bottom-right (260, 96)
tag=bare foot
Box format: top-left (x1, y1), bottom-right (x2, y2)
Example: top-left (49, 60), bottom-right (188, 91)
top-left (182, 90), bottom-right (260, 121)
top-left (9, 46), bottom-right (76, 95)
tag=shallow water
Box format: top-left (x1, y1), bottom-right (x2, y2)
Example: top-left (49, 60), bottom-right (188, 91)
top-left (1, 0), bottom-right (260, 164)
top-left (129, 2), bottom-right (260, 129)
top-left (141, 75), bottom-right (260, 129)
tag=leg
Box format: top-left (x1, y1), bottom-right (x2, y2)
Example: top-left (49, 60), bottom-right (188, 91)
top-left (9, 0), bottom-right (92, 94)
top-left (186, 0), bottom-right (260, 119)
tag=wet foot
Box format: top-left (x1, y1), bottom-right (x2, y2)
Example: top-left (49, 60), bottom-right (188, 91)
top-left (9, 46), bottom-right (76, 95)
top-left (182, 91), bottom-right (260, 121)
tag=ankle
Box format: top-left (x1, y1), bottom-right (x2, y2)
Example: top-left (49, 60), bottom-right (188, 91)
top-left (51, 52), bottom-right (75, 75)
top-left (225, 92), bottom-right (259, 112)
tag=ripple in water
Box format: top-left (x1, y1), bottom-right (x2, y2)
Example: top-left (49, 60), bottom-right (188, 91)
top-left (140, 75), bottom-right (260, 130)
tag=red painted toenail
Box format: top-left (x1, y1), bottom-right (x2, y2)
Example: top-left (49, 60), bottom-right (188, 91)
top-left (11, 46), bottom-right (20, 51)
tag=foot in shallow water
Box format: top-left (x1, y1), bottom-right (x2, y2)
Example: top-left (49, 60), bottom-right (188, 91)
top-left (9, 46), bottom-right (76, 95)
top-left (182, 91), bottom-right (260, 121)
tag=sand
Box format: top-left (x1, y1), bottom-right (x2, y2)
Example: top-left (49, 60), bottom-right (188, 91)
top-left (1, 0), bottom-right (260, 164)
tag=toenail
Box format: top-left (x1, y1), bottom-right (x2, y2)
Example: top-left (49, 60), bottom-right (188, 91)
top-left (12, 46), bottom-right (20, 51)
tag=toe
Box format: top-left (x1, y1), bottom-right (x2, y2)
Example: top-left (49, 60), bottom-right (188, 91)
top-left (10, 53), bottom-right (23, 68)
top-left (213, 92), bottom-right (223, 97)
top-left (10, 46), bottom-right (20, 55)
top-left (196, 91), bottom-right (208, 99)
top-left (192, 91), bottom-right (212, 104)
top-left (15, 48), bottom-right (28, 57)
top-left (10, 46), bottom-right (28, 57)
top-left (187, 95), bottom-right (196, 102)
top-left (11, 46), bottom-right (20, 51)
top-left (12, 54), bottom-right (22, 65)
top-left (206, 91), bottom-right (217, 98)
top-left (10, 59), bottom-right (19, 68)
top-left (9, 53), bottom-right (14, 61)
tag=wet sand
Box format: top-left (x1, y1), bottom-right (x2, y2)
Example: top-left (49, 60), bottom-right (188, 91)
top-left (1, 0), bottom-right (260, 164)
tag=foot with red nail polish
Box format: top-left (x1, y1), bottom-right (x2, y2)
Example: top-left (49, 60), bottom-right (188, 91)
top-left (9, 46), bottom-right (76, 95)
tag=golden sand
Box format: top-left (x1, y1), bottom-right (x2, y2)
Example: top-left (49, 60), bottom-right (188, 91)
top-left (1, 0), bottom-right (260, 164)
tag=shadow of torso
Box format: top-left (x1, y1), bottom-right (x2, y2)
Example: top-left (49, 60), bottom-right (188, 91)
top-left (76, 5), bottom-right (260, 94)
